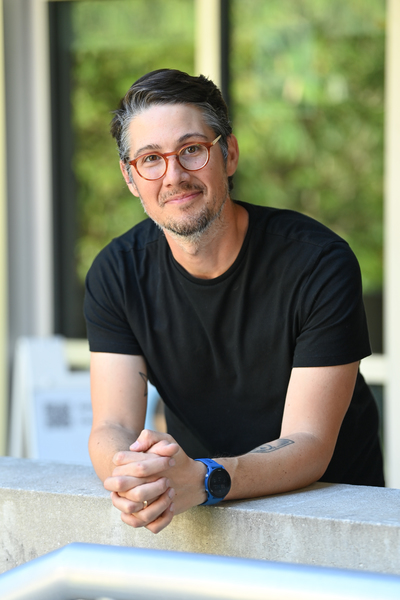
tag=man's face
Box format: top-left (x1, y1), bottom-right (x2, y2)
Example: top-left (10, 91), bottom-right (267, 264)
top-left (120, 103), bottom-right (238, 238)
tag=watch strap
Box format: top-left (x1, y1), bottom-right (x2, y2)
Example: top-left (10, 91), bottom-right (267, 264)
top-left (194, 458), bottom-right (230, 505)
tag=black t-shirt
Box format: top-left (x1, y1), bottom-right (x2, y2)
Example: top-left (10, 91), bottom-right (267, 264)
top-left (84, 201), bottom-right (384, 486)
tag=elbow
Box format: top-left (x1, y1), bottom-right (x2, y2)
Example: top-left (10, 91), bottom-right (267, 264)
top-left (297, 433), bottom-right (336, 486)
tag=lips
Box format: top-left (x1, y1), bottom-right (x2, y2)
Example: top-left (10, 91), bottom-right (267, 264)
top-left (166, 192), bottom-right (200, 204)
top-left (160, 187), bottom-right (204, 206)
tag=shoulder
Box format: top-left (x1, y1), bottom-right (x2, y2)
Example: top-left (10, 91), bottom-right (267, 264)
top-left (236, 202), bottom-right (360, 289)
top-left (238, 201), bottom-right (346, 250)
top-left (84, 218), bottom-right (163, 322)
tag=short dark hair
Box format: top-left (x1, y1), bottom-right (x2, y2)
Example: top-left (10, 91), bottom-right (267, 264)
top-left (110, 69), bottom-right (234, 190)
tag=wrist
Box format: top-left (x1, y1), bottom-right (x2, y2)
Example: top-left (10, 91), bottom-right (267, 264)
top-left (213, 456), bottom-right (238, 500)
top-left (194, 458), bottom-right (232, 505)
top-left (192, 458), bottom-right (208, 506)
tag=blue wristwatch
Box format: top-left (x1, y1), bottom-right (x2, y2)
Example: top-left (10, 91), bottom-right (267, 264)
top-left (194, 458), bottom-right (231, 505)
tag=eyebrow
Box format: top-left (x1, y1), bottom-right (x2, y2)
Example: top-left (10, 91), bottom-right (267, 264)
top-left (133, 132), bottom-right (209, 160)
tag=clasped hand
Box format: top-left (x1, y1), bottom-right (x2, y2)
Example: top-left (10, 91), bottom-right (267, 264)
top-left (103, 430), bottom-right (206, 534)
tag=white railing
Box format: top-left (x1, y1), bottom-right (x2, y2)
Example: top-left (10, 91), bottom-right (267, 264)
top-left (0, 543), bottom-right (400, 600)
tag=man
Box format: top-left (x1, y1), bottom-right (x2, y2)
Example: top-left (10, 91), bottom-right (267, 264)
top-left (84, 68), bottom-right (384, 534)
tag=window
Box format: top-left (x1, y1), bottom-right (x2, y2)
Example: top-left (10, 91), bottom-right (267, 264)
top-left (49, 0), bottom-right (195, 336)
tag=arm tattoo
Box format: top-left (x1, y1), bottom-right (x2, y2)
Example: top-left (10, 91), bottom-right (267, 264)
top-left (139, 372), bottom-right (148, 397)
top-left (250, 439), bottom-right (294, 454)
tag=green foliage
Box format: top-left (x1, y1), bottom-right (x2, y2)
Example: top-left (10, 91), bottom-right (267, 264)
top-left (70, 0), bottom-right (195, 282)
top-left (231, 0), bottom-right (385, 292)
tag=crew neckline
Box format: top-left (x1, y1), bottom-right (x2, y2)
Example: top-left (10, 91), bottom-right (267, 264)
top-left (168, 200), bottom-right (253, 285)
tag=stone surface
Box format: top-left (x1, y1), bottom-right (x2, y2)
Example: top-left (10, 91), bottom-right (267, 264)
top-left (1, 457), bottom-right (399, 575)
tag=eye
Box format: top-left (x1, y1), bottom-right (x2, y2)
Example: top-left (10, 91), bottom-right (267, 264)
top-left (181, 144), bottom-right (202, 156)
top-left (141, 153), bottom-right (162, 165)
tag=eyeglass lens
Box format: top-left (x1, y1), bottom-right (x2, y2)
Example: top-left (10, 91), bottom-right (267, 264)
top-left (136, 144), bottom-right (209, 180)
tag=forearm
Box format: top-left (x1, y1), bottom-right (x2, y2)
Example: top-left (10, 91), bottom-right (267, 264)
top-left (217, 432), bottom-right (331, 501)
top-left (89, 423), bottom-right (140, 482)
top-left (215, 364), bottom-right (359, 501)
top-left (106, 430), bottom-right (331, 534)
top-left (123, 431), bottom-right (330, 511)
top-left (89, 353), bottom-right (150, 482)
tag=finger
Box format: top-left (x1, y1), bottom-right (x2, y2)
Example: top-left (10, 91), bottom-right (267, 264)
top-left (137, 488), bottom-right (175, 523)
top-left (130, 429), bottom-right (175, 453)
top-left (120, 488), bottom-right (175, 529)
top-left (145, 503), bottom-right (175, 534)
top-left (115, 477), bottom-right (171, 506)
top-left (112, 454), bottom-right (176, 476)
top-left (110, 491), bottom-right (148, 515)
top-left (105, 475), bottom-right (145, 494)
top-left (150, 440), bottom-right (180, 457)
top-left (103, 475), bottom-right (166, 501)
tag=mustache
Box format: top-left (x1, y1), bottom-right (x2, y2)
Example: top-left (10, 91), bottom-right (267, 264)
top-left (159, 183), bottom-right (205, 205)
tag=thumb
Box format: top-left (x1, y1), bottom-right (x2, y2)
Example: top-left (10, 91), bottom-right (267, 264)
top-left (130, 429), bottom-right (177, 454)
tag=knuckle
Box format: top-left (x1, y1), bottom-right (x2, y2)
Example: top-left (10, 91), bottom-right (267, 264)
top-left (124, 498), bottom-right (139, 512)
top-left (113, 451), bottom-right (125, 464)
top-left (149, 524), bottom-right (162, 534)
top-left (149, 513), bottom-right (173, 534)
top-left (113, 477), bottom-right (126, 492)
top-left (160, 477), bottom-right (169, 492)
top-left (121, 505), bottom-right (134, 515)
top-left (122, 513), bottom-right (142, 529)
top-left (164, 456), bottom-right (173, 467)
top-left (134, 462), bottom-right (147, 477)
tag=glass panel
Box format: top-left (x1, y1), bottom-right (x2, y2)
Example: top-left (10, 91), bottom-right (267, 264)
top-left (49, 0), bottom-right (195, 335)
top-left (230, 0), bottom-right (385, 294)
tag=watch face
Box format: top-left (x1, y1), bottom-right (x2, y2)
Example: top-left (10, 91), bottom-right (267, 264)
top-left (208, 467), bottom-right (231, 498)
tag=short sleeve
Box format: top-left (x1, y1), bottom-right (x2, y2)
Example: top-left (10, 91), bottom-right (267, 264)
top-left (293, 241), bottom-right (371, 367)
top-left (84, 246), bottom-right (143, 355)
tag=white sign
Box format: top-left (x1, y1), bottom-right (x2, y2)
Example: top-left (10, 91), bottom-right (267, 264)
top-left (9, 336), bottom-right (160, 465)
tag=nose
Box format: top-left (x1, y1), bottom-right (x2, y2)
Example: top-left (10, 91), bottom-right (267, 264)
top-left (162, 155), bottom-right (189, 186)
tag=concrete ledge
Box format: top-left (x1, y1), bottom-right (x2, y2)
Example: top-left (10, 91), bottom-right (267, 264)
top-left (1, 457), bottom-right (399, 575)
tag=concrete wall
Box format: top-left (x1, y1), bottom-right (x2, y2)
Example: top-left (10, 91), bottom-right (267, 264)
top-left (1, 457), bottom-right (400, 576)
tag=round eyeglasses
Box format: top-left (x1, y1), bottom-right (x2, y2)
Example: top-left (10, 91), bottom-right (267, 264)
top-left (128, 135), bottom-right (222, 181)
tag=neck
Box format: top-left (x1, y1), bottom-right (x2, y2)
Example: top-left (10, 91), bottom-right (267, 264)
top-left (164, 200), bottom-right (249, 279)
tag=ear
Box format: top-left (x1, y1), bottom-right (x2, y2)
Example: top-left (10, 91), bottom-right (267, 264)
top-left (119, 160), bottom-right (140, 198)
top-left (226, 134), bottom-right (239, 177)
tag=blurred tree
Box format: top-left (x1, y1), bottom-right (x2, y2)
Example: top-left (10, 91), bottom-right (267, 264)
top-left (70, 0), bottom-right (195, 282)
top-left (231, 0), bottom-right (385, 292)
